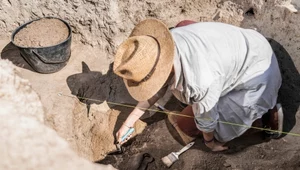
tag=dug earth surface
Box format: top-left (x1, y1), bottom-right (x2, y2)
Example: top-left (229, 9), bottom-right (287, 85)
top-left (1, 0), bottom-right (300, 169)
top-left (13, 18), bottom-right (69, 47)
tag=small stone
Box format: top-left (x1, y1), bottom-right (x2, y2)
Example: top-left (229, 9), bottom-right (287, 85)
top-left (213, 10), bottom-right (222, 21)
top-left (281, 3), bottom-right (298, 13)
top-left (224, 162), bottom-right (231, 167)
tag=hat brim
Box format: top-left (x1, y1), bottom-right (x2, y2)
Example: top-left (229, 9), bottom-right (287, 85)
top-left (123, 18), bottom-right (174, 101)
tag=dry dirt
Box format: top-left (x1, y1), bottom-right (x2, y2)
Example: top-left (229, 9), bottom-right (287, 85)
top-left (13, 18), bottom-right (69, 47)
top-left (0, 58), bottom-right (116, 170)
top-left (1, 0), bottom-right (300, 170)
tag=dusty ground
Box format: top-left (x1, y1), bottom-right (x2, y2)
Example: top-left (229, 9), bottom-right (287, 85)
top-left (1, 0), bottom-right (300, 170)
top-left (13, 18), bottom-right (69, 47)
top-left (99, 38), bottom-right (300, 170)
top-left (0, 39), bottom-right (148, 162)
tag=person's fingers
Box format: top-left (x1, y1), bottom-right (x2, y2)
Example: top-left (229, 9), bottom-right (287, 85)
top-left (124, 134), bottom-right (132, 142)
top-left (116, 125), bottom-right (131, 143)
top-left (118, 134), bottom-right (133, 145)
top-left (116, 131), bottom-right (122, 142)
top-left (212, 145), bottom-right (228, 152)
top-left (221, 145), bottom-right (228, 150)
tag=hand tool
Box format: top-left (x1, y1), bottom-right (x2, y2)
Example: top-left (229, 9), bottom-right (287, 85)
top-left (154, 103), bottom-right (167, 111)
top-left (107, 127), bottom-right (135, 155)
top-left (161, 141), bottom-right (195, 168)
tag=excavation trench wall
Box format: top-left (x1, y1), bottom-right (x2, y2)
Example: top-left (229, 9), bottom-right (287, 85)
top-left (1, 0), bottom-right (299, 63)
top-left (0, 0), bottom-right (300, 169)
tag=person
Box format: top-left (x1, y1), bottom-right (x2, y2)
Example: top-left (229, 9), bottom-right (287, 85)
top-left (113, 18), bottom-right (283, 152)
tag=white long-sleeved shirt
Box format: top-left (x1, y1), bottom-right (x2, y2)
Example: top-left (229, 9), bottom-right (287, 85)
top-left (169, 22), bottom-right (274, 132)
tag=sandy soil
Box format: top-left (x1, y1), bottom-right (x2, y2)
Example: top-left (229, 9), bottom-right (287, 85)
top-left (13, 18), bottom-right (69, 47)
top-left (1, 0), bottom-right (300, 170)
top-left (96, 38), bottom-right (300, 169)
top-left (1, 36), bottom-right (300, 169)
top-left (99, 48), bottom-right (300, 169)
top-left (0, 39), bottom-right (148, 162)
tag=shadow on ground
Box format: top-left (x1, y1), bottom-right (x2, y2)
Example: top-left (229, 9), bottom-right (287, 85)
top-left (66, 62), bottom-right (108, 115)
top-left (220, 38), bottom-right (300, 152)
top-left (65, 38), bottom-right (299, 170)
top-left (0, 42), bottom-right (34, 71)
top-left (66, 62), bottom-right (139, 142)
top-left (268, 38), bottom-right (300, 136)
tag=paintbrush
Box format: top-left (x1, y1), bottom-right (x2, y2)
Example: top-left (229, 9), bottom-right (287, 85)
top-left (161, 141), bottom-right (195, 167)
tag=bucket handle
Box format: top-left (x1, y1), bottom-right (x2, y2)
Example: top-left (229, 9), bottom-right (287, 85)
top-left (32, 50), bottom-right (68, 64)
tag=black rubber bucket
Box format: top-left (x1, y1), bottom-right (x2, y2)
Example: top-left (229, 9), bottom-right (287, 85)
top-left (11, 17), bottom-right (72, 74)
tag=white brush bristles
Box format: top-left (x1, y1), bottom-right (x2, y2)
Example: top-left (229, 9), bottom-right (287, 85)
top-left (161, 152), bottom-right (178, 167)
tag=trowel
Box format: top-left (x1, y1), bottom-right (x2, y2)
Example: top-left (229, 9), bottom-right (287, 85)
top-left (108, 127), bottom-right (135, 155)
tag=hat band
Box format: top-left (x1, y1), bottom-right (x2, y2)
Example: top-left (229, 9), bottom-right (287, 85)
top-left (139, 35), bottom-right (161, 83)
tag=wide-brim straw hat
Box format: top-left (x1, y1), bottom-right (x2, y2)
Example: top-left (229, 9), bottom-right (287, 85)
top-left (113, 18), bottom-right (174, 101)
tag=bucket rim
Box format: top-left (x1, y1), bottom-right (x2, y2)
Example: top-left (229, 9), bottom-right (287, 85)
top-left (11, 16), bottom-right (72, 49)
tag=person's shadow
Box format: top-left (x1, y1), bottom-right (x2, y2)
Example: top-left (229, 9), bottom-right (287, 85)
top-left (66, 38), bottom-right (300, 154)
top-left (66, 62), bottom-right (110, 115)
top-left (67, 61), bottom-right (167, 167)
top-left (66, 61), bottom-right (168, 139)
top-left (268, 38), bottom-right (300, 136)
top-left (66, 61), bottom-right (138, 117)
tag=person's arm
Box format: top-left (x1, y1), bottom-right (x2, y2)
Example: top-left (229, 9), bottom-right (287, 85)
top-left (192, 103), bottom-right (228, 152)
top-left (116, 86), bottom-right (168, 144)
top-left (116, 101), bottom-right (152, 144)
top-left (122, 100), bottom-right (153, 128)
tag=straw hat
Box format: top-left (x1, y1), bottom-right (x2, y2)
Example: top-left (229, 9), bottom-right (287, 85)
top-left (113, 19), bottom-right (174, 101)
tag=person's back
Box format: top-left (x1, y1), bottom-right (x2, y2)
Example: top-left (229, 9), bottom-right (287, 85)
top-left (170, 22), bottom-right (273, 98)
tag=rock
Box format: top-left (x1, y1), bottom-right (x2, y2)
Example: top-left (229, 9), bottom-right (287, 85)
top-left (280, 2), bottom-right (298, 13)
top-left (0, 59), bottom-right (117, 170)
top-left (213, 10), bottom-right (222, 21)
top-left (223, 162), bottom-right (231, 167)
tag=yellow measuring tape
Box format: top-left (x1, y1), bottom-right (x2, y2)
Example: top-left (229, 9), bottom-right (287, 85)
top-left (58, 92), bottom-right (300, 137)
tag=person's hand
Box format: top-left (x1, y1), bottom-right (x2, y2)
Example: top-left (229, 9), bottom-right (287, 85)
top-left (205, 140), bottom-right (228, 152)
top-left (116, 124), bottom-right (133, 145)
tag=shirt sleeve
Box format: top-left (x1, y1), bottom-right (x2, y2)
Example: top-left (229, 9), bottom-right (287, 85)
top-left (191, 78), bottom-right (223, 132)
top-left (138, 84), bottom-right (168, 107)
top-left (192, 103), bottom-right (219, 132)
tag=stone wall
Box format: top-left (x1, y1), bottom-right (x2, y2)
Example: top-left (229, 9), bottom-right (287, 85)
top-left (1, 0), bottom-right (299, 169)
top-left (0, 0), bottom-right (241, 57)
top-left (1, 0), bottom-right (298, 62)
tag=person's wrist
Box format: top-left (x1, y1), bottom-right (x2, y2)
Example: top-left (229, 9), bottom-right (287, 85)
top-left (123, 122), bottom-right (134, 128)
top-left (204, 137), bottom-right (215, 149)
top-left (204, 137), bottom-right (214, 144)
top-left (205, 140), bottom-right (215, 150)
